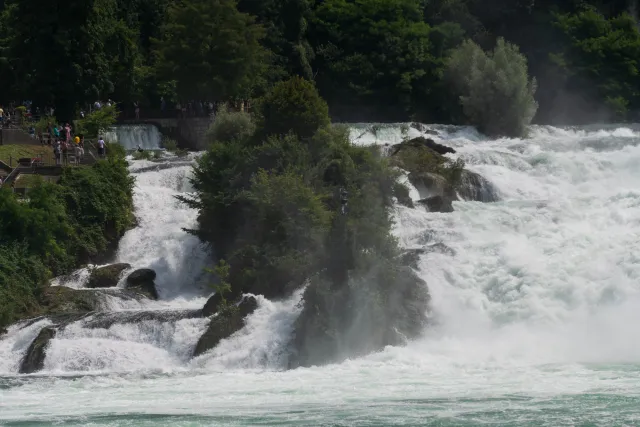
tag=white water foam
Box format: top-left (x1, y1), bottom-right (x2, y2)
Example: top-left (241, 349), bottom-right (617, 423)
top-left (0, 319), bottom-right (52, 373)
top-left (193, 290), bottom-right (305, 371)
top-left (115, 161), bottom-right (210, 302)
top-left (43, 317), bottom-right (209, 374)
top-left (4, 124), bottom-right (640, 425)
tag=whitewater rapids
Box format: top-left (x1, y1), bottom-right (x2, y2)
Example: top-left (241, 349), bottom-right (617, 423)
top-left (2, 125), bottom-right (640, 425)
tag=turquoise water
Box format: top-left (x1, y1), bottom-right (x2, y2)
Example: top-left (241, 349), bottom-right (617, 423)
top-left (3, 363), bottom-right (640, 426)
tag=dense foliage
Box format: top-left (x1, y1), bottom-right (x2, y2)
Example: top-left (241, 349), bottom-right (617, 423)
top-left (0, 149), bottom-right (134, 330)
top-left (0, 0), bottom-right (639, 132)
top-left (185, 78), bottom-right (429, 365)
top-left (447, 38), bottom-right (538, 137)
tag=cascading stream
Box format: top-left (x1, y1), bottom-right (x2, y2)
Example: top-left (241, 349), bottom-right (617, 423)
top-left (2, 124), bottom-right (640, 426)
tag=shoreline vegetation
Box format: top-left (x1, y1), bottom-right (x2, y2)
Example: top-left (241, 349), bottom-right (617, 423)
top-left (0, 1), bottom-right (638, 132)
top-left (0, 144), bottom-right (134, 331)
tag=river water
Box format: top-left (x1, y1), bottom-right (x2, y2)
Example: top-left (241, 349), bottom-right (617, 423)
top-left (2, 125), bottom-right (640, 426)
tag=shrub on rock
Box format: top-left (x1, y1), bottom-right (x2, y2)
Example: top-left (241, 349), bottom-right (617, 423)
top-left (446, 37), bottom-right (538, 138)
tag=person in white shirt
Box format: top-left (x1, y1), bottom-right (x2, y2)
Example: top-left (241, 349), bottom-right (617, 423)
top-left (97, 137), bottom-right (106, 157)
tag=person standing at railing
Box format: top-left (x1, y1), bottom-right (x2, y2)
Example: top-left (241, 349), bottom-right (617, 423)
top-left (53, 140), bottom-right (61, 165)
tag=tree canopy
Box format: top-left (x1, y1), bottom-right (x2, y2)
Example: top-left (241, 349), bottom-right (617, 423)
top-left (0, 0), bottom-right (638, 128)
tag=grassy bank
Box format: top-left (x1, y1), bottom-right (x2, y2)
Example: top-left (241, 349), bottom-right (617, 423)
top-left (0, 145), bottom-right (52, 166)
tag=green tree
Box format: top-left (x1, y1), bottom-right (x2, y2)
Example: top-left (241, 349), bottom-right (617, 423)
top-left (4, 0), bottom-right (122, 120)
top-left (75, 105), bottom-right (119, 138)
top-left (256, 76), bottom-right (329, 140)
top-left (309, 0), bottom-right (462, 121)
top-left (551, 10), bottom-right (640, 121)
top-left (154, 0), bottom-right (269, 102)
top-left (237, 0), bottom-right (314, 81)
top-left (447, 38), bottom-right (538, 137)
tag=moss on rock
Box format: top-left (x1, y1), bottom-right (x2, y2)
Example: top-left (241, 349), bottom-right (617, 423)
top-left (87, 263), bottom-right (131, 288)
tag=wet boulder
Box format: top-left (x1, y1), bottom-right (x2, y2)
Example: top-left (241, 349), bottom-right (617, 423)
top-left (41, 286), bottom-right (103, 314)
top-left (86, 263), bottom-right (131, 288)
top-left (19, 327), bottom-right (56, 374)
top-left (391, 137), bottom-right (455, 156)
top-left (398, 248), bottom-right (427, 268)
top-left (418, 195), bottom-right (455, 213)
top-left (125, 268), bottom-right (158, 300)
top-left (409, 172), bottom-right (456, 201)
top-left (399, 244), bottom-right (457, 268)
top-left (457, 170), bottom-right (500, 202)
top-left (193, 296), bottom-right (258, 357)
top-left (202, 293), bottom-right (224, 317)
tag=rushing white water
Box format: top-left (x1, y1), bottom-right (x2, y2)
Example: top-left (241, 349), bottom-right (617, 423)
top-left (105, 124), bottom-right (162, 150)
top-left (3, 124), bottom-right (640, 425)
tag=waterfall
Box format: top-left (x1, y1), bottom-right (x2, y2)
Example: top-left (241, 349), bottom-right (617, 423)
top-left (105, 124), bottom-right (162, 150)
top-left (3, 123), bottom-right (640, 426)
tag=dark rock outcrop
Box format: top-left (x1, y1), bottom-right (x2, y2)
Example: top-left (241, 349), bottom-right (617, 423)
top-left (289, 264), bottom-right (429, 369)
top-left (83, 309), bottom-right (202, 329)
top-left (399, 248), bottom-right (426, 268)
top-left (19, 327), bottom-right (56, 374)
top-left (86, 263), bottom-right (131, 288)
top-left (409, 172), bottom-right (456, 200)
top-left (202, 293), bottom-right (223, 317)
top-left (39, 286), bottom-right (152, 318)
top-left (399, 244), bottom-right (456, 268)
top-left (126, 268), bottom-right (157, 284)
top-left (41, 286), bottom-right (103, 314)
top-left (393, 182), bottom-right (414, 208)
top-left (418, 195), bottom-right (455, 213)
top-left (391, 137), bottom-right (456, 157)
top-left (193, 296), bottom-right (258, 357)
top-left (457, 170), bottom-right (500, 202)
top-left (125, 269), bottom-right (158, 300)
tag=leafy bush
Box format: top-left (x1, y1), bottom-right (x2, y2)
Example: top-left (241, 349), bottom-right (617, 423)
top-left (391, 145), bottom-right (465, 187)
top-left (207, 104), bottom-right (256, 144)
top-left (255, 76), bottom-right (330, 140)
top-left (75, 105), bottom-right (119, 138)
top-left (0, 244), bottom-right (50, 331)
top-left (34, 116), bottom-right (56, 134)
top-left (446, 38), bottom-right (538, 137)
top-left (552, 11), bottom-right (640, 122)
top-left (161, 137), bottom-right (178, 152)
top-left (0, 151), bottom-right (134, 329)
top-left (132, 150), bottom-right (154, 160)
top-left (186, 79), bottom-right (431, 367)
